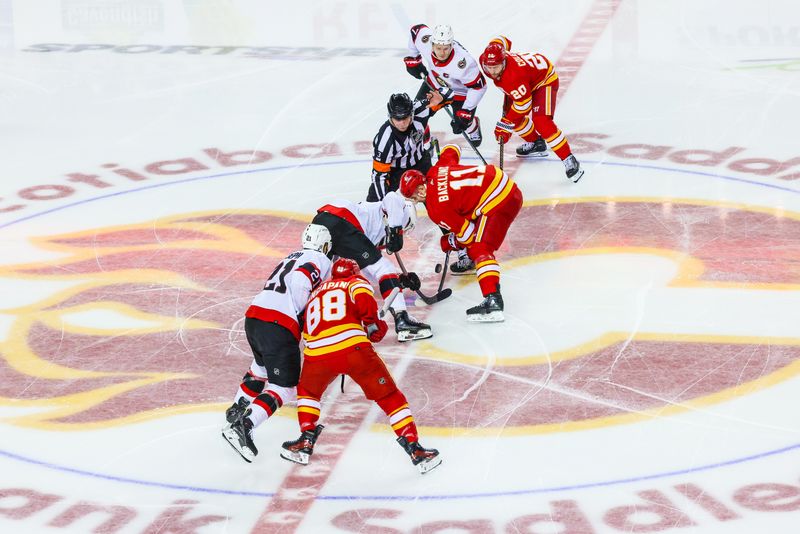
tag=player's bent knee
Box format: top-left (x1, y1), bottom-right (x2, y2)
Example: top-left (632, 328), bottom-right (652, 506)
top-left (375, 389), bottom-right (409, 414)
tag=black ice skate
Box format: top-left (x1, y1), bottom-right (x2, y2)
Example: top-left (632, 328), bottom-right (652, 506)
top-left (466, 116), bottom-right (482, 147)
top-left (466, 291), bottom-right (504, 323)
top-left (280, 424), bottom-right (325, 465)
top-left (516, 137), bottom-right (548, 158)
top-left (397, 436), bottom-right (442, 474)
top-left (564, 154), bottom-right (584, 183)
top-left (449, 250), bottom-right (475, 276)
top-left (390, 308), bottom-right (433, 342)
top-left (222, 416), bottom-right (258, 463)
top-left (225, 397), bottom-right (251, 424)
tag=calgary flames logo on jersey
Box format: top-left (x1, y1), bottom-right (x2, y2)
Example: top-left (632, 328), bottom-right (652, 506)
top-left (2, 202), bottom-right (799, 434)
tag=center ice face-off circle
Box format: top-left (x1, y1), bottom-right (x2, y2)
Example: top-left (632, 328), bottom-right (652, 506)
top-left (2, 195), bottom-right (798, 437)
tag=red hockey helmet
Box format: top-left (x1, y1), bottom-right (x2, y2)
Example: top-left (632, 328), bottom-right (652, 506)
top-left (400, 169), bottom-right (426, 198)
top-left (331, 257), bottom-right (360, 279)
top-left (480, 42), bottom-right (506, 71)
top-left (438, 144), bottom-right (461, 166)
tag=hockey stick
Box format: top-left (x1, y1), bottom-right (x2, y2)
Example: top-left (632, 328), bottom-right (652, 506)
top-left (364, 287), bottom-right (400, 338)
top-left (393, 251), bottom-right (452, 305)
top-left (379, 287), bottom-right (401, 319)
top-left (434, 250), bottom-right (451, 293)
top-left (499, 139), bottom-right (504, 170)
top-left (442, 105), bottom-right (488, 165)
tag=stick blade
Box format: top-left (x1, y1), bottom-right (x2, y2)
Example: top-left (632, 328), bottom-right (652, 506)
top-left (419, 288), bottom-right (452, 305)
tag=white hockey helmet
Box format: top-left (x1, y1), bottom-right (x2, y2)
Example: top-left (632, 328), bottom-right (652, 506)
top-left (301, 223), bottom-right (333, 256)
top-left (404, 200), bottom-right (418, 233)
top-left (431, 25), bottom-right (454, 46)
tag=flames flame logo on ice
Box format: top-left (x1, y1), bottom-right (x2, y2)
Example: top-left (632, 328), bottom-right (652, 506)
top-left (1, 201), bottom-right (799, 433)
top-left (0, 210), bottom-right (308, 429)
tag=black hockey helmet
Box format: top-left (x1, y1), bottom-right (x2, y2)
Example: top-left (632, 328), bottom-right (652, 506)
top-left (387, 93), bottom-right (413, 119)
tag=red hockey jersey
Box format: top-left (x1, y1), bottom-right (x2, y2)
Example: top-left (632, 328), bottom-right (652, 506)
top-left (486, 36), bottom-right (558, 126)
top-left (301, 275), bottom-right (380, 358)
top-left (424, 147), bottom-right (517, 246)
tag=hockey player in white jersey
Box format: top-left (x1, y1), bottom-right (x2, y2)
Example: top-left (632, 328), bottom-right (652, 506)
top-left (404, 23), bottom-right (487, 147)
top-left (222, 224), bottom-right (333, 463)
top-left (311, 191), bottom-right (433, 342)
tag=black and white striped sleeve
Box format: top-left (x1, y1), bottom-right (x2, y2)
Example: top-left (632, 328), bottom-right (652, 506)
top-left (371, 125), bottom-right (395, 199)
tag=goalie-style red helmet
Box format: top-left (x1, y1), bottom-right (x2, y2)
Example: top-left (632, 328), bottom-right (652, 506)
top-left (400, 169), bottom-right (426, 198)
top-left (480, 42), bottom-right (506, 69)
top-left (331, 257), bottom-right (360, 279)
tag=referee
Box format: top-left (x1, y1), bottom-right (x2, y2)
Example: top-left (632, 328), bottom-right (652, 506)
top-left (367, 91), bottom-right (444, 201)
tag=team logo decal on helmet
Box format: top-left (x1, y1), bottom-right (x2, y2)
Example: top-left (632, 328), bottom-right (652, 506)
top-left (400, 169), bottom-right (426, 198)
top-left (302, 223), bottom-right (333, 257)
top-left (431, 24), bottom-right (454, 46)
top-left (332, 257), bottom-right (360, 279)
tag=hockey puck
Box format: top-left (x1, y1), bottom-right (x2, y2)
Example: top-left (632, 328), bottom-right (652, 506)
top-left (435, 264), bottom-right (442, 274)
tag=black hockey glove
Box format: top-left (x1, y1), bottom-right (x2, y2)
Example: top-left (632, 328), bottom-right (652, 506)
top-left (398, 272), bottom-right (421, 291)
top-left (451, 109), bottom-right (474, 134)
top-left (404, 55), bottom-right (428, 79)
top-left (385, 225), bottom-right (404, 253)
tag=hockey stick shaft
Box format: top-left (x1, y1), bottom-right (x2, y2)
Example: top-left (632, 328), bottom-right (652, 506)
top-left (443, 105), bottom-right (488, 165)
top-left (379, 287), bottom-right (401, 318)
top-left (436, 251), bottom-right (451, 293)
top-left (392, 250), bottom-right (451, 305)
top-left (366, 287), bottom-right (401, 338)
top-left (499, 139), bottom-right (504, 170)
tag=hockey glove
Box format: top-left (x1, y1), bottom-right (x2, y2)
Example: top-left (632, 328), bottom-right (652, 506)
top-left (404, 55), bottom-right (428, 79)
top-left (440, 232), bottom-right (463, 252)
top-left (451, 109), bottom-right (474, 135)
top-left (494, 118), bottom-right (515, 144)
top-left (385, 226), bottom-right (404, 253)
top-left (436, 86), bottom-right (454, 107)
top-left (398, 272), bottom-right (421, 291)
top-left (366, 319), bottom-right (389, 342)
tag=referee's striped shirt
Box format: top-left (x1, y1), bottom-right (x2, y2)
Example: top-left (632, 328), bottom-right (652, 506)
top-left (371, 99), bottom-right (432, 199)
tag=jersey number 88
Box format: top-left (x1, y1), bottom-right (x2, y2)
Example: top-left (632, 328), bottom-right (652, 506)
top-left (306, 289), bottom-right (346, 334)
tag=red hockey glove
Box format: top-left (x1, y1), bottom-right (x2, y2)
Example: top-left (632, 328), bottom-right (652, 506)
top-left (494, 118), bottom-right (515, 144)
top-left (440, 232), bottom-right (463, 252)
top-left (404, 55), bottom-right (428, 79)
top-left (451, 109), bottom-right (474, 134)
top-left (366, 319), bottom-right (389, 342)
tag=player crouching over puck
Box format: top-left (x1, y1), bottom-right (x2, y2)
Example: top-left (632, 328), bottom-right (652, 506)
top-left (400, 144), bottom-right (522, 322)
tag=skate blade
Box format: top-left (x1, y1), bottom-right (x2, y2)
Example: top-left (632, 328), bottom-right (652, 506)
top-left (280, 449), bottom-right (309, 465)
top-left (569, 169), bottom-right (585, 183)
top-left (397, 328), bottom-right (433, 342)
top-left (516, 152), bottom-right (548, 159)
top-left (466, 311), bottom-right (504, 323)
top-left (221, 428), bottom-right (255, 463)
top-left (449, 270), bottom-right (475, 276)
top-left (418, 456), bottom-right (443, 474)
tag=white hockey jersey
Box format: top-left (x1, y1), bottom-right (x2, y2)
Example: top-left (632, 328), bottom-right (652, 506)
top-left (407, 23), bottom-right (488, 112)
top-left (246, 249), bottom-right (332, 340)
top-left (320, 191), bottom-right (411, 246)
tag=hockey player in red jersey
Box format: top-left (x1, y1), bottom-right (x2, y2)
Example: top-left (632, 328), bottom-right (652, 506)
top-left (400, 144), bottom-right (522, 322)
top-left (479, 36), bottom-right (584, 183)
top-left (222, 224), bottom-right (333, 463)
top-left (280, 258), bottom-right (442, 474)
